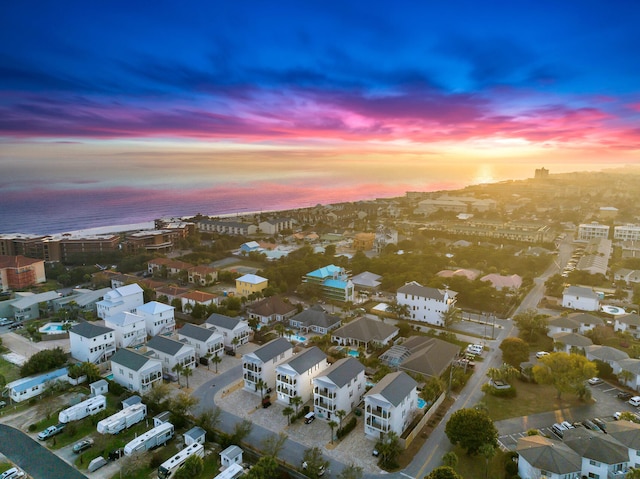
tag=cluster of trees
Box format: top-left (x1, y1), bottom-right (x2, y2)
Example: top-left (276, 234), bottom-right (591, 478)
top-left (20, 347), bottom-right (67, 377)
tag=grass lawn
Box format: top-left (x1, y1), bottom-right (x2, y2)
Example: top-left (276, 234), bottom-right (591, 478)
top-left (0, 356), bottom-right (20, 383)
top-left (483, 380), bottom-right (590, 422)
top-left (453, 445), bottom-right (510, 479)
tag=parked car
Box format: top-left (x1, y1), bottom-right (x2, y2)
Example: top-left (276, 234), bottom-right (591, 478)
top-left (0, 400), bottom-right (6, 409)
top-left (588, 377), bottom-right (603, 385)
top-left (0, 467), bottom-right (25, 479)
top-left (72, 439), bottom-right (94, 453)
top-left (0, 318), bottom-right (14, 326)
top-left (592, 417), bottom-right (607, 432)
top-left (629, 396), bottom-right (640, 407)
top-left (536, 351), bottom-right (550, 359)
top-left (37, 423), bottom-right (65, 440)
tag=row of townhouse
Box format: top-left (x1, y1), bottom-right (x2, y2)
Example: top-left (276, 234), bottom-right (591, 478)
top-left (517, 423), bottom-right (638, 479)
top-left (241, 338), bottom-right (421, 438)
top-left (146, 258), bottom-right (218, 285)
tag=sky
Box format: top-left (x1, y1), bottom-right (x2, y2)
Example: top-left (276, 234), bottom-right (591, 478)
top-left (2, 1), bottom-right (640, 229)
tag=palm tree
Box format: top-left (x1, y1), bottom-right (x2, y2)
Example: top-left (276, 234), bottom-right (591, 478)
top-left (231, 336), bottom-right (240, 352)
top-left (283, 406), bottom-right (295, 425)
top-left (479, 443), bottom-right (496, 479)
top-left (619, 369), bottom-right (634, 387)
top-left (256, 379), bottom-right (266, 401)
top-left (211, 353), bottom-right (222, 374)
top-left (328, 420), bottom-right (338, 444)
top-left (441, 307), bottom-right (462, 328)
top-left (336, 409), bottom-right (347, 432)
top-left (290, 395), bottom-right (303, 415)
top-left (182, 365), bottom-right (193, 389)
top-left (172, 363), bottom-right (184, 387)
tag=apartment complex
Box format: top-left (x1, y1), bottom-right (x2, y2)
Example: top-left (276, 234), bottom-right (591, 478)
top-left (614, 224), bottom-right (640, 242)
top-left (577, 222), bottom-right (610, 241)
top-left (302, 264), bottom-right (355, 303)
top-left (0, 255), bottom-right (46, 291)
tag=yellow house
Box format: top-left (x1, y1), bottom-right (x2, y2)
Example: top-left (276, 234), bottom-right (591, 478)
top-left (236, 274), bottom-right (268, 297)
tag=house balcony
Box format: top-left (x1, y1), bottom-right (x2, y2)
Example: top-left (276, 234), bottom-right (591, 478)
top-left (141, 372), bottom-right (162, 385)
top-left (244, 363), bottom-right (262, 373)
top-left (367, 408), bottom-right (391, 420)
top-left (244, 372), bottom-right (260, 383)
top-left (277, 375), bottom-right (296, 385)
top-left (366, 416), bottom-right (390, 432)
top-left (314, 388), bottom-right (336, 399)
top-left (608, 467), bottom-right (629, 478)
top-left (314, 398), bottom-right (336, 411)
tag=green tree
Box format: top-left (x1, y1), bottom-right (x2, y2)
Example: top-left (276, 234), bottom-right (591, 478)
top-left (425, 466), bottom-right (462, 479)
top-left (261, 432), bottom-right (288, 457)
top-left (20, 347), bottom-right (67, 377)
top-left (421, 376), bottom-right (446, 403)
top-left (532, 352), bottom-right (598, 399)
top-left (513, 309), bottom-right (549, 341)
top-left (441, 451), bottom-right (458, 469)
top-left (143, 382), bottom-right (172, 412)
top-left (290, 395), bottom-right (303, 415)
top-left (328, 420), bottom-right (338, 443)
top-left (182, 365), bottom-right (193, 389)
top-left (375, 431), bottom-right (403, 468)
top-left (499, 337), bottom-right (530, 368)
top-left (302, 447), bottom-right (329, 479)
top-left (479, 443), bottom-right (496, 479)
top-left (196, 406), bottom-right (221, 440)
top-left (337, 464), bottom-right (364, 479)
top-left (211, 353), bottom-right (222, 373)
top-left (283, 406), bottom-right (295, 425)
top-left (441, 307), bottom-right (462, 328)
top-left (626, 469), bottom-right (640, 479)
top-left (168, 391), bottom-right (199, 428)
top-left (174, 454), bottom-right (204, 479)
top-left (244, 455), bottom-right (279, 479)
top-left (445, 408), bottom-right (498, 455)
top-left (336, 409), bottom-right (347, 431)
top-left (172, 363), bottom-right (184, 386)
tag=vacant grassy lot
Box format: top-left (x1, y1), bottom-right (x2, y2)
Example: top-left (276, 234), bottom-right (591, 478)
top-left (483, 380), bottom-right (590, 422)
top-left (454, 445), bottom-right (510, 479)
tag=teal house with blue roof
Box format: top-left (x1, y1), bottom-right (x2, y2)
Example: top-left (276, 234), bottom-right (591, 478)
top-left (302, 264), bottom-right (355, 303)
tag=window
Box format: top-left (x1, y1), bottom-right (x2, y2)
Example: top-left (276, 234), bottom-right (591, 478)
top-left (589, 460), bottom-right (600, 467)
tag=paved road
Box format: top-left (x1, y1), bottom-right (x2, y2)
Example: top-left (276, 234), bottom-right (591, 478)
top-left (0, 424), bottom-right (87, 479)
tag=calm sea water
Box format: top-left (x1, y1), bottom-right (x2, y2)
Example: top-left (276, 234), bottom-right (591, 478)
top-left (0, 186), bottom-right (382, 235)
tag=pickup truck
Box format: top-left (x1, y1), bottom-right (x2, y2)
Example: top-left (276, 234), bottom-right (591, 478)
top-left (37, 423), bottom-right (66, 440)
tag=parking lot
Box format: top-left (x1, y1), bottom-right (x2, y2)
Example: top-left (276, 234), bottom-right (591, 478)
top-left (496, 379), bottom-right (640, 450)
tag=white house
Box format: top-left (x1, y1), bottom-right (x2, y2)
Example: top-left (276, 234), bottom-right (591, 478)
top-left (585, 345), bottom-right (629, 374)
top-left (563, 428), bottom-right (629, 478)
top-left (137, 301), bottom-right (175, 337)
top-left (615, 313), bottom-right (640, 339)
top-left (205, 313), bottom-right (251, 350)
top-left (96, 284), bottom-right (144, 319)
top-left (313, 357), bottom-right (366, 421)
top-left (220, 445), bottom-right (243, 469)
top-left (177, 323), bottom-right (224, 359)
top-left (364, 371), bottom-right (418, 439)
top-left (562, 286), bottom-right (600, 312)
top-left (104, 311), bottom-right (147, 349)
top-left (516, 435), bottom-right (582, 479)
top-left (110, 348), bottom-right (163, 394)
top-left (69, 322), bottom-right (116, 364)
top-left (547, 313), bottom-right (604, 337)
top-left (275, 347), bottom-right (328, 405)
top-left (242, 337), bottom-right (293, 394)
top-left (145, 336), bottom-right (196, 374)
top-left (396, 281), bottom-right (457, 326)
top-left (4, 367), bottom-right (69, 403)
top-left (617, 359), bottom-right (640, 391)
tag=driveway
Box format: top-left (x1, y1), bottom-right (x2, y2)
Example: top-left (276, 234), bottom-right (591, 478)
top-left (0, 424), bottom-right (87, 479)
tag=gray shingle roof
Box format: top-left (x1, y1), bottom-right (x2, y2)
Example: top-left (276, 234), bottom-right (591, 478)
top-left (146, 335), bottom-right (190, 356)
top-left (562, 428), bottom-right (628, 464)
top-left (516, 436), bottom-right (581, 475)
top-left (366, 371), bottom-right (416, 407)
top-left (586, 345), bottom-right (630, 362)
top-left (394, 336), bottom-right (460, 378)
top-left (253, 337), bottom-right (292, 363)
top-left (606, 420), bottom-right (640, 449)
top-left (283, 347), bottom-right (327, 375)
top-left (551, 332), bottom-right (593, 347)
top-left (563, 285), bottom-right (599, 299)
top-left (70, 321), bottom-right (113, 338)
top-left (397, 281), bottom-right (447, 300)
top-left (332, 317), bottom-right (398, 344)
top-left (110, 348), bottom-right (156, 372)
top-left (290, 307), bottom-right (341, 329)
top-left (321, 357), bottom-right (365, 388)
top-left (206, 313), bottom-right (243, 331)
top-left (179, 323), bottom-right (217, 342)
top-left (617, 313), bottom-right (640, 327)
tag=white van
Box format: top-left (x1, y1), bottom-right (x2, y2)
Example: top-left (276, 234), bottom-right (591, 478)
top-left (466, 344), bottom-right (483, 355)
top-left (0, 467), bottom-right (25, 479)
top-left (629, 396), bottom-right (640, 407)
top-left (304, 412), bottom-right (315, 424)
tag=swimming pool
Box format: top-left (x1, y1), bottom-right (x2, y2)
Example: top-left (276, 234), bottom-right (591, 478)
top-left (287, 334), bottom-right (307, 343)
top-left (347, 349), bottom-right (359, 358)
top-left (418, 398), bottom-right (427, 409)
top-left (105, 374), bottom-right (114, 380)
top-left (38, 321), bottom-right (75, 334)
top-left (602, 305), bottom-right (626, 315)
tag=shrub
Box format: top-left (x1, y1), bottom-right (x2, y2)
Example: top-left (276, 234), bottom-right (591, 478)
top-left (28, 424), bottom-right (37, 432)
top-left (336, 417), bottom-right (357, 439)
